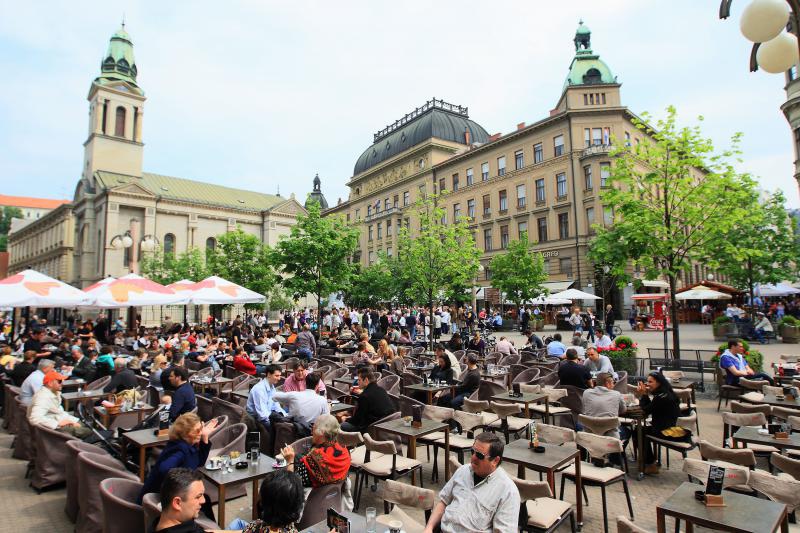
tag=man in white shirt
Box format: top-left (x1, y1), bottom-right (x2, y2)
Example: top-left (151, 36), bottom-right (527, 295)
top-left (272, 373), bottom-right (329, 427)
top-left (596, 329), bottom-right (613, 349)
top-left (754, 312), bottom-right (773, 343)
top-left (494, 336), bottom-right (518, 356)
top-left (19, 359), bottom-right (55, 405)
top-left (28, 371), bottom-right (91, 438)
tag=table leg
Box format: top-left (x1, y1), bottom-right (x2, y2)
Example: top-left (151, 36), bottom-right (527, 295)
top-left (781, 512), bottom-right (789, 533)
top-left (252, 479), bottom-right (259, 520)
top-left (546, 469), bottom-right (556, 494)
top-left (685, 521), bottom-right (694, 533)
top-left (444, 428), bottom-right (450, 481)
top-left (139, 446), bottom-right (146, 481)
top-left (656, 508), bottom-right (666, 533)
top-left (574, 454), bottom-right (582, 527)
top-left (545, 398), bottom-right (550, 424)
top-left (517, 464), bottom-right (525, 479)
top-left (524, 402), bottom-right (530, 419)
top-left (218, 484), bottom-right (226, 527)
top-left (408, 436), bottom-right (417, 485)
top-left (637, 421), bottom-right (645, 480)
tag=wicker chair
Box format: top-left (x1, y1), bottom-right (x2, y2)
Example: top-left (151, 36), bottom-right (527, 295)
top-left (513, 476), bottom-right (575, 532)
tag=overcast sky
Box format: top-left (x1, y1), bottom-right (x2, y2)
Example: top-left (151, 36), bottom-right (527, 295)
top-left (2, 0), bottom-right (799, 208)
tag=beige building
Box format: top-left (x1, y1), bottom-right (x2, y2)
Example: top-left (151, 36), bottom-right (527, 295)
top-left (9, 25), bottom-right (306, 291)
top-left (327, 22), bottom-right (720, 308)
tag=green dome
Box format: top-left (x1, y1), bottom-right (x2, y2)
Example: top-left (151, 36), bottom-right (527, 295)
top-left (576, 20), bottom-right (590, 35)
top-left (564, 21), bottom-right (617, 90)
top-left (94, 24), bottom-right (143, 94)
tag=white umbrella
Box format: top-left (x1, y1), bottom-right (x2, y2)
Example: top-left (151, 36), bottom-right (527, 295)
top-left (756, 283), bottom-right (800, 297)
top-left (526, 295), bottom-right (572, 305)
top-left (549, 288), bottom-right (602, 301)
top-left (166, 279), bottom-right (197, 293)
top-left (85, 273), bottom-right (190, 307)
top-left (185, 276), bottom-right (265, 305)
top-left (0, 269), bottom-right (93, 307)
top-left (675, 288), bottom-right (731, 300)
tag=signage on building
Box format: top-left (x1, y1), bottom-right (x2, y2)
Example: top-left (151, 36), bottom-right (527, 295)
top-left (541, 250), bottom-right (560, 258)
top-left (484, 288), bottom-right (501, 305)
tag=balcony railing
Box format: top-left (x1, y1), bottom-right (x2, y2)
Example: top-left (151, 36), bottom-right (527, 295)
top-left (364, 206), bottom-right (399, 222)
top-left (581, 144), bottom-right (612, 158)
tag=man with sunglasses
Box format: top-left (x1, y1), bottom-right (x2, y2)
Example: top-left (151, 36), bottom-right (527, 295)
top-left (424, 432), bottom-right (519, 533)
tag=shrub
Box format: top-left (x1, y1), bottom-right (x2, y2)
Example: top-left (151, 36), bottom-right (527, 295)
top-left (780, 315), bottom-right (799, 327)
top-left (713, 315), bottom-right (731, 326)
top-left (598, 335), bottom-right (637, 377)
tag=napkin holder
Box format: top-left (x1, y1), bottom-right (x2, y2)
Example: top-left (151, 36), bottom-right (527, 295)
top-left (412, 405), bottom-right (423, 428)
top-left (704, 494), bottom-right (725, 507)
top-left (774, 431), bottom-right (790, 440)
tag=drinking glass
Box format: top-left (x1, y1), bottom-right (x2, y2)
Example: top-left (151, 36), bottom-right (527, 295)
top-left (250, 447), bottom-right (259, 465)
top-left (365, 507), bottom-right (377, 533)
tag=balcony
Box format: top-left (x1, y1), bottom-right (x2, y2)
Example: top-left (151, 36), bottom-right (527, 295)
top-left (364, 206), bottom-right (399, 222)
top-left (580, 144), bottom-right (612, 159)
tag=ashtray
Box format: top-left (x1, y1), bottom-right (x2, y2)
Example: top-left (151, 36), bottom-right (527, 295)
top-left (694, 490), bottom-right (706, 502)
top-left (235, 461), bottom-right (248, 469)
top-left (532, 445), bottom-right (546, 453)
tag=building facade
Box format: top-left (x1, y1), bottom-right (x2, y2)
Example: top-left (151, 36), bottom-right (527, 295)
top-left (8, 25), bottom-right (306, 288)
top-left (0, 195), bottom-right (70, 222)
top-left (327, 23), bottom-right (719, 307)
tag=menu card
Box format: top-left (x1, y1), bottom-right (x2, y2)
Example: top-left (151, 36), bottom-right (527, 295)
top-left (706, 465), bottom-right (725, 496)
top-left (326, 508), bottom-right (350, 533)
top-left (412, 404), bottom-right (423, 428)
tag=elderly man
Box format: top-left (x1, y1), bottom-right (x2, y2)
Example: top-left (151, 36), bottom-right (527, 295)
top-left (19, 358), bottom-right (57, 405)
top-left (754, 312), bottom-right (773, 343)
top-left (28, 371), bottom-right (91, 438)
top-left (70, 345), bottom-right (96, 383)
top-left (280, 414), bottom-right (351, 489)
top-left (104, 357), bottom-right (139, 393)
top-left (494, 336), bottom-right (518, 356)
top-left (151, 468), bottom-right (207, 533)
top-left (582, 373), bottom-right (626, 434)
top-left (282, 360), bottom-right (326, 394)
top-left (424, 432), bottom-right (519, 533)
top-left (272, 373), bottom-right (329, 429)
top-left (584, 346), bottom-right (618, 380)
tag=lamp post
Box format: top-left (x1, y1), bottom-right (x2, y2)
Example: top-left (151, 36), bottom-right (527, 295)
top-left (720, 0), bottom-right (800, 194)
top-left (472, 263), bottom-right (485, 312)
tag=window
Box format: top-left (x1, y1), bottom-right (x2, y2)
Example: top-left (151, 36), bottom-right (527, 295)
top-left (466, 167), bottom-right (474, 186)
top-left (625, 132), bottom-right (631, 147)
top-left (586, 207), bottom-right (595, 232)
top-left (367, 205), bottom-right (372, 217)
top-left (537, 217), bottom-right (548, 243)
top-left (543, 259), bottom-right (550, 274)
top-left (369, 251), bottom-right (376, 264)
top-left (485, 266), bottom-right (492, 280)
top-left (497, 156), bottom-right (506, 177)
top-left (603, 207), bottom-right (614, 225)
top-left (554, 135), bottom-right (564, 156)
top-left (384, 198), bottom-right (390, 211)
top-left (386, 219), bottom-right (392, 236)
top-left (499, 190), bottom-right (507, 211)
top-left (452, 173), bottom-right (459, 192)
top-left (584, 128), bottom-right (591, 148)
top-left (560, 257), bottom-right (573, 278)
top-left (467, 199), bottom-right (476, 219)
top-left (558, 213), bottom-right (569, 239)
top-left (375, 200), bottom-right (380, 213)
top-left (387, 247), bottom-right (393, 257)
top-left (355, 208), bottom-right (360, 220)
top-left (346, 213), bottom-right (351, 222)
top-left (164, 233), bottom-right (175, 257)
top-left (418, 184), bottom-right (426, 197)
top-left (600, 163), bottom-right (611, 187)
top-left (393, 195), bottom-right (399, 208)
top-left (206, 237), bottom-right (216, 252)
top-left (535, 178), bottom-right (545, 202)
top-left (483, 229), bottom-right (493, 251)
top-left (481, 162), bottom-right (489, 181)
top-left (500, 225), bottom-right (509, 249)
top-left (483, 194), bottom-right (491, 216)
top-left (368, 225), bottom-right (373, 241)
top-left (592, 128), bottom-right (602, 146)
top-left (518, 221), bottom-right (528, 240)
top-left (603, 127), bottom-right (611, 145)
top-left (114, 106), bottom-right (126, 137)
top-left (439, 177), bottom-right (447, 193)
top-left (515, 150), bottom-right (524, 170)
top-left (533, 143), bottom-right (543, 163)
top-left (403, 191), bottom-right (410, 206)
top-left (377, 222), bottom-right (383, 239)
top-left (516, 184), bottom-right (526, 208)
top-left (583, 165), bottom-right (593, 190)
top-left (453, 203), bottom-right (461, 220)
top-left (556, 173), bottom-right (567, 198)
top-left (441, 210), bottom-right (447, 225)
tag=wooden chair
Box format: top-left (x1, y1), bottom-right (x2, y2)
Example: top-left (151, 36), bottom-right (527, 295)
top-left (716, 367), bottom-right (743, 411)
top-left (488, 401), bottom-right (530, 443)
top-left (353, 434), bottom-right (423, 511)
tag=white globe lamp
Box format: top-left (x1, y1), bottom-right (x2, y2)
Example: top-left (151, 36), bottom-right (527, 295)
top-left (740, 0), bottom-right (790, 42)
top-left (757, 31), bottom-right (800, 72)
top-left (121, 235), bottom-right (134, 248)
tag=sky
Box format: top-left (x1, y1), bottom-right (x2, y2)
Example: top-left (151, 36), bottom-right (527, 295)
top-left (1, 0), bottom-right (799, 208)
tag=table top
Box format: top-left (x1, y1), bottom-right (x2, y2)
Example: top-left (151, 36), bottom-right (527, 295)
top-left (670, 379), bottom-right (696, 390)
top-left (121, 427), bottom-right (170, 447)
top-left (62, 389), bottom-right (107, 401)
top-left (190, 376), bottom-right (233, 385)
top-left (300, 510), bottom-right (367, 532)
top-left (733, 426), bottom-right (800, 450)
top-left (320, 353), bottom-right (352, 360)
top-left (742, 393), bottom-right (800, 409)
top-left (406, 364), bottom-right (436, 372)
top-left (481, 371), bottom-right (510, 378)
top-left (501, 439), bottom-right (578, 470)
top-left (329, 402), bottom-right (354, 415)
top-left (490, 392), bottom-right (548, 405)
top-left (659, 482), bottom-right (786, 532)
top-left (373, 417), bottom-right (448, 438)
top-left (62, 378), bottom-right (86, 387)
top-left (94, 403), bottom-right (154, 417)
top-left (200, 455), bottom-right (276, 486)
top-left (404, 383), bottom-right (454, 394)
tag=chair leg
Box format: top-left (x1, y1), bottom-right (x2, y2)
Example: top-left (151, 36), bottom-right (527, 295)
top-left (674, 519), bottom-right (680, 533)
top-left (717, 391), bottom-right (723, 411)
top-left (353, 471), bottom-right (362, 511)
top-left (559, 475), bottom-right (566, 500)
top-left (582, 484), bottom-right (589, 505)
top-left (601, 485), bottom-right (609, 533)
top-left (569, 511), bottom-right (576, 533)
top-left (623, 479), bottom-right (634, 519)
top-left (431, 445), bottom-right (439, 483)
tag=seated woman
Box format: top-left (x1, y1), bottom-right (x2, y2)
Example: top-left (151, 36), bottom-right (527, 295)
top-left (447, 332), bottom-right (463, 352)
top-left (633, 372), bottom-right (682, 475)
top-left (429, 352), bottom-right (455, 384)
top-left (148, 354), bottom-right (169, 388)
top-left (385, 346), bottom-right (405, 375)
top-left (466, 331), bottom-right (486, 356)
top-left (397, 329), bottom-right (413, 345)
top-left (280, 414), bottom-right (351, 489)
top-left (353, 342), bottom-right (384, 370)
top-left (237, 470), bottom-right (306, 533)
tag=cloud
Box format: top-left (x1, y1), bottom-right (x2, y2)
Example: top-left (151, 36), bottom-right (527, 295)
top-left (0, 0), bottom-right (797, 208)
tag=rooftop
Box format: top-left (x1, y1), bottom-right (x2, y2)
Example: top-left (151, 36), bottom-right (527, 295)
top-left (0, 195), bottom-right (71, 210)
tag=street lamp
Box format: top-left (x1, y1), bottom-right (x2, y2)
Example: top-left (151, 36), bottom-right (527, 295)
top-left (139, 235), bottom-right (159, 252)
top-left (720, 0), bottom-right (800, 72)
top-left (110, 231), bottom-right (134, 250)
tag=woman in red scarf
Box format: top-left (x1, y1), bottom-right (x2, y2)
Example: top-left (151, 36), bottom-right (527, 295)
top-left (281, 414), bottom-right (351, 488)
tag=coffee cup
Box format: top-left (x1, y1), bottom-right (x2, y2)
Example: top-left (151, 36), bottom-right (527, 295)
top-left (388, 520), bottom-right (403, 533)
top-left (275, 454), bottom-right (287, 466)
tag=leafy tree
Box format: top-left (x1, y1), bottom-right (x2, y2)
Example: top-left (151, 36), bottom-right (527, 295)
top-left (711, 189), bottom-right (800, 305)
top-left (395, 193), bottom-right (481, 348)
top-left (0, 206), bottom-right (23, 252)
top-left (207, 228), bottom-right (277, 309)
top-left (489, 238), bottom-right (548, 316)
top-left (271, 201), bottom-right (359, 331)
top-left (342, 255), bottom-right (395, 309)
top-left (588, 107), bottom-right (751, 358)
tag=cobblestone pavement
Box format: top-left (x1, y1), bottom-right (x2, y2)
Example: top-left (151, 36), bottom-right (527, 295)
top-left (0, 324), bottom-right (797, 532)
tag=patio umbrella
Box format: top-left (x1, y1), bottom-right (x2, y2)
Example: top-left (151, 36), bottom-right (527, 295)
top-left (84, 273), bottom-right (190, 307)
top-left (167, 279), bottom-right (197, 325)
top-left (756, 283), bottom-right (800, 297)
top-left (526, 295), bottom-right (573, 305)
top-left (185, 276), bottom-right (265, 305)
top-left (549, 288), bottom-right (602, 301)
top-left (0, 269), bottom-right (93, 308)
top-left (675, 288), bottom-right (731, 300)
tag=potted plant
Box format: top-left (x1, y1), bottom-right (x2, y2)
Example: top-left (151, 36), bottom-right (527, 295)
top-left (710, 339), bottom-right (764, 372)
top-left (780, 316), bottom-right (800, 344)
top-left (600, 335), bottom-right (638, 377)
top-left (712, 315), bottom-right (734, 341)
top-left (532, 317), bottom-right (545, 332)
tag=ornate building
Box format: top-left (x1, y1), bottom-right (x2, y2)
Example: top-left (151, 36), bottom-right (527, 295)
top-left (9, 25), bottom-right (306, 287)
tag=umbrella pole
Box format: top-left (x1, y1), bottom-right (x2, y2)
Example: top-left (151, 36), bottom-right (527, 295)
top-left (183, 305), bottom-right (188, 330)
top-left (9, 307), bottom-right (16, 344)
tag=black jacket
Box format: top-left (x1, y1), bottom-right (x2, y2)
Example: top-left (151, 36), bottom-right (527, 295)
top-left (347, 382), bottom-right (395, 430)
top-left (640, 391), bottom-right (680, 432)
top-left (429, 365), bottom-right (455, 384)
top-left (104, 367), bottom-right (139, 393)
top-left (455, 368), bottom-right (480, 396)
top-left (557, 361), bottom-right (591, 389)
top-left (150, 519), bottom-right (206, 533)
top-left (71, 356), bottom-right (96, 382)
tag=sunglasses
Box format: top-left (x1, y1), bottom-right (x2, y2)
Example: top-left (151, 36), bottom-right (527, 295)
top-left (471, 447), bottom-right (492, 461)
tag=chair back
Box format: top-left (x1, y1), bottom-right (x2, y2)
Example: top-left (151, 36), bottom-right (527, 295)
top-left (209, 422), bottom-right (247, 457)
top-left (290, 436), bottom-right (313, 458)
top-left (498, 353), bottom-right (521, 366)
top-left (422, 404), bottom-right (454, 423)
top-left (368, 411), bottom-right (402, 444)
top-left (512, 367), bottom-right (541, 384)
top-left (336, 431), bottom-right (364, 449)
top-left (682, 457), bottom-right (749, 488)
top-left (381, 478), bottom-right (436, 512)
top-left (326, 385), bottom-right (349, 401)
top-left (283, 357), bottom-right (300, 369)
top-left (400, 372), bottom-right (423, 390)
top-left (771, 452), bottom-right (800, 480)
top-left (576, 431), bottom-right (622, 460)
top-left (141, 492), bottom-right (161, 530)
top-left (519, 383), bottom-right (542, 394)
top-left (398, 394), bottom-right (424, 418)
top-left (452, 410), bottom-right (485, 435)
top-left (297, 483), bottom-right (343, 529)
top-left (31, 423), bottom-right (79, 489)
top-left (489, 401), bottom-right (521, 420)
top-left (65, 440), bottom-right (106, 522)
top-left (363, 433), bottom-right (398, 455)
top-left (763, 385), bottom-right (784, 397)
top-left (749, 470), bottom-right (800, 512)
top-left (99, 477), bottom-right (145, 533)
top-left (196, 395), bottom-right (213, 421)
top-left (617, 516), bottom-right (653, 533)
top-left (463, 398), bottom-right (490, 414)
top-left (722, 411), bottom-right (767, 429)
top-left (739, 378), bottom-right (768, 391)
top-left (535, 422), bottom-right (575, 445)
top-left (477, 379), bottom-right (506, 401)
top-left (211, 396), bottom-right (245, 422)
top-left (376, 374), bottom-right (401, 395)
top-left (12, 397), bottom-right (34, 461)
top-left (77, 452), bottom-right (138, 533)
top-left (86, 375), bottom-right (112, 391)
top-left (730, 400), bottom-right (771, 417)
top-left (698, 440), bottom-right (756, 467)
top-left (511, 476), bottom-right (553, 501)
top-left (577, 415), bottom-right (620, 437)
top-left (4, 384), bottom-right (20, 434)
top-left (661, 370), bottom-right (684, 380)
top-left (539, 371), bottom-right (560, 387)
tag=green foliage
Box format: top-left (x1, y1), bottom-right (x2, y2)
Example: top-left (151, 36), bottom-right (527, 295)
top-left (141, 246), bottom-right (209, 285)
top-left (394, 193), bottom-right (481, 310)
top-left (588, 106), bottom-right (753, 357)
top-left (0, 206), bottom-right (23, 252)
top-left (613, 335), bottom-right (634, 348)
top-left (781, 315), bottom-right (800, 326)
top-left (271, 201), bottom-right (359, 326)
top-left (713, 315), bottom-right (732, 326)
top-left (489, 238), bottom-right (548, 311)
top-left (206, 228), bottom-right (277, 309)
top-left (342, 256), bottom-right (395, 308)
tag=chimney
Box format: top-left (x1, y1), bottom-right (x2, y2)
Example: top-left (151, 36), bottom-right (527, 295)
top-left (464, 128), bottom-right (471, 146)
top-left (488, 133), bottom-right (501, 142)
top-left (517, 122), bottom-right (526, 131)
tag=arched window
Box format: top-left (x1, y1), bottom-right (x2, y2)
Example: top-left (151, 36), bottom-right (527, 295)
top-left (164, 233), bottom-right (175, 257)
top-left (205, 237), bottom-right (216, 252)
top-left (583, 68), bottom-right (602, 84)
top-left (114, 106), bottom-right (126, 137)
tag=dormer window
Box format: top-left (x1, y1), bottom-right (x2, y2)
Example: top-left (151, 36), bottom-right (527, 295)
top-left (583, 68), bottom-right (602, 84)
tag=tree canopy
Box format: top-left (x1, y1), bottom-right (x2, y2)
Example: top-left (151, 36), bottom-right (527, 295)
top-left (489, 238), bottom-right (548, 312)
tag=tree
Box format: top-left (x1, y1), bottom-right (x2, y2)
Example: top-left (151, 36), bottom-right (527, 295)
top-left (0, 206), bottom-right (23, 252)
top-left (489, 238), bottom-right (548, 317)
top-left (271, 201), bottom-right (359, 331)
top-left (207, 228), bottom-right (277, 309)
top-left (341, 255), bottom-right (395, 309)
top-left (711, 189), bottom-right (800, 304)
top-left (588, 107), bottom-right (751, 358)
top-left (395, 193), bottom-right (481, 349)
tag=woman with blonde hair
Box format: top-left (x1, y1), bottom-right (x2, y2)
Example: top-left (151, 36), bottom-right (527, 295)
top-left (149, 353), bottom-right (169, 388)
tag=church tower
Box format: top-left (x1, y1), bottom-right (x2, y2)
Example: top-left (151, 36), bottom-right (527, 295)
top-left (305, 173), bottom-right (329, 209)
top-left (82, 24), bottom-right (145, 183)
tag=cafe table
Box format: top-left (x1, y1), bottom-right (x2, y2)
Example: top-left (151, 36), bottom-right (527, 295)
top-left (500, 439), bottom-right (583, 527)
top-left (120, 427), bottom-right (171, 481)
top-left (490, 391), bottom-right (548, 419)
top-left (740, 393), bottom-right (800, 410)
top-left (301, 510), bottom-right (366, 532)
top-left (200, 455), bottom-right (276, 528)
top-left (61, 378), bottom-right (86, 391)
top-left (190, 376), bottom-right (233, 395)
top-left (329, 401), bottom-right (354, 416)
top-left (331, 376), bottom-right (355, 390)
top-left (93, 402), bottom-right (154, 428)
top-left (372, 417), bottom-right (451, 483)
top-left (656, 481), bottom-right (788, 533)
top-left (405, 364), bottom-right (435, 376)
top-left (481, 369), bottom-right (512, 388)
top-left (62, 389), bottom-right (107, 410)
top-left (732, 426), bottom-right (800, 451)
top-left (403, 382), bottom-right (455, 405)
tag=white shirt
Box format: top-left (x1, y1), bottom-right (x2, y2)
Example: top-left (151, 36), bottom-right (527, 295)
top-left (495, 339), bottom-right (517, 355)
top-left (272, 390), bottom-right (329, 426)
top-left (438, 464), bottom-right (520, 533)
top-left (28, 386), bottom-right (78, 429)
top-left (596, 335), bottom-right (612, 348)
top-left (19, 369), bottom-right (46, 405)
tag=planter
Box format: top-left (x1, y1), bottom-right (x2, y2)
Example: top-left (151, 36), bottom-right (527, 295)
top-left (781, 324), bottom-right (800, 344)
top-left (532, 320), bottom-right (545, 332)
top-left (712, 322), bottom-right (735, 342)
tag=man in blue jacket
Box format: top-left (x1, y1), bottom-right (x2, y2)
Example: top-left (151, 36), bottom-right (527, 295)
top-left (168, 367), bottom-right (196, 421)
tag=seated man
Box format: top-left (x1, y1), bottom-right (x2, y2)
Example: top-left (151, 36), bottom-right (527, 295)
top-left (168, 367), bottom-right (197, 421)
top-left (582, 372), bottom-right (626, 437)
top-left (557, 349), bottom-right (592, 389)
top-left (424, 432), bottom-right (519, 533)
top-left (70, 345), bottom-right (96, 383)
top-left (546, 333), bottom-right (567, 357)
top-left (338, 368), bottom-right (395, 433)
top-left (282, 360), bottom-right (326, 394)
top-left (245, 365), bottom-right (287, 431)
top-left (595, 328), bottom-right (612, 349)
top-left (524, 329), bottom-right (544, 350)
top-left (28, 371), bottom-right (91, 438)
top-left (753, 312), bottom-right (774, 343)
top-left (584, 346), bottom-right (618, 380)
top-left (272, 373), bottom-right (329, 429)
top-left (19, 358), bottom-right (55, 405)
top-left (494, 336), bottom-right (517, 356)
top-left (280, 414), bottom-right (351, 489)
top-left (150, 468), bottom-right (207, 533)
top-left (438, 353), bottom-right (480, 410)
top-left (104, 357), bottom-right (139, 393)
top-left (719, 338), bottom-right (774, 385)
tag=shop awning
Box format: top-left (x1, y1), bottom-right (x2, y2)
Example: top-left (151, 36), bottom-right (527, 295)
top-left (641, 279), bottom-right (669, 289)
top-left (542, 280), bottom-right (575, 293)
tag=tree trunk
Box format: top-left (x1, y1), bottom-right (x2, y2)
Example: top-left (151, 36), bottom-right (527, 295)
top-left (317, 294), bottom-right (322, 336)
top-left (747, 259), bottom-right (755, 313)
top-left (429, 290), bottom-right (434, 352)
top-left (668, 274), bottom-right (681, 359)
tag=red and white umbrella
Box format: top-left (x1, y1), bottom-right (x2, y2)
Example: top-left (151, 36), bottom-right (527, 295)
top-left (167, 279), bottom-right (197, 293)
top-left (85, 273), bottom-right (190, 307)
top-left (185, 275), bottom-right (265, 305)
top-left (0, 269), bottom-right (93, 307)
